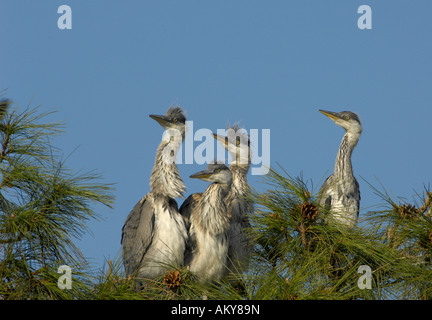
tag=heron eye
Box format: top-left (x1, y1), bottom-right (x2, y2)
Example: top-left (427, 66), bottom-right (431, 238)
top-left (216, 168), bottom-right (221, 173)
top-left (345, 115), bottom-right (350, 120)
top-left (173, 118), bottom-right (178, 123)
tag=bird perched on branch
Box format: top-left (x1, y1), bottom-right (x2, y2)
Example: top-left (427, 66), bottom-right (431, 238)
top-left (121, 106), bottom-right (188, 282)
top-left (212, 125), bottom-right (253, 280)
top-left (318, 110), bottom-right (362, 228)
top-left (181, 163), bottom-right (233, 282)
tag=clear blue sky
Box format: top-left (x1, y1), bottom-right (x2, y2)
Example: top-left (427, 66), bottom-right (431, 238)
top-left (2, 1), bottom-right (432, 271)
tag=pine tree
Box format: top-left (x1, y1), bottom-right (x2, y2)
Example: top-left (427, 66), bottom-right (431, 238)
top-left (3, 97), bottom-right (430, 300)
top-left (0, 98), bottom-right (114, 299)
top-left (91, 166), bottom-right (432, 300)
top-left (246, 167), bottom-right (432, 300)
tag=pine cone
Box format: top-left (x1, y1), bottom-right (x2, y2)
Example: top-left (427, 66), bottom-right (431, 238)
top-left (398, 204), bottom-right (419, 219)
top-left (163, 270), bottom-right (182, 291)
top-left (300, 202), bottom-right (318, 221)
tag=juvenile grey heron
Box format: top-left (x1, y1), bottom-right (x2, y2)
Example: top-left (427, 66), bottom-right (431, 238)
top-left (182, 163), bottom-right (233, 282)
top-left (121, 106), bottom-right (188, 281)
top-left (212, 125), bottom-right (253, 280)
top-left (318, 110), bottom-right (362, 228)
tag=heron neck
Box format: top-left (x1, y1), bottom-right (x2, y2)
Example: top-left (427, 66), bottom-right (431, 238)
top-left (229, 148), bottom-right (251, 169)
top-left (150, 132), bottom-right (185, 198)
top-left (226, 165), bottom-right (253, 222)
top-left (195, 183), bottom-right (230, 234)
top-left (229, 164), bottom-right (250, 198)
top-left (334, 131), bottom-right (360, 179)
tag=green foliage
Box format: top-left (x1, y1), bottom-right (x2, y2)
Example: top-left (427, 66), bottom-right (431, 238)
top-left (93, 167), bottom-right (430, 301)
top-left (246, 168), bottom-right (432, 300)
top-left (1, 97), bottom-right (431, 300)
top-left (363, 182), bottom-right (432, 299)
top-left (70, 166), bottom-right (432, 301)
top-left (0, 99), bottom-right (114, 299)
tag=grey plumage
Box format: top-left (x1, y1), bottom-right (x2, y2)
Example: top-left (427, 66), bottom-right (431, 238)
top-left (318, 110), bottom-right (362, 228)
top-left (212, 125), bottom-right (253, 279)
top-left (181, 163), bottom-right (233, 282)
top-left (121, 106), bottom-right (188, 281)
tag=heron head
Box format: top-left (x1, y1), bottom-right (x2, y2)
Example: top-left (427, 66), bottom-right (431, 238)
top-left (190, 163), bottom-right (233, 188)
top-left (212, 124), bottom-right (251, 164)
top-left (319, 110), bottom-right (362, 134)
top-left (150, 106), bottom-right (187, 136)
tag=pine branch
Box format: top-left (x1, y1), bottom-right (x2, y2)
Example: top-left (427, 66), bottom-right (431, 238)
top-left (0, 99), bottom-right (115, 299)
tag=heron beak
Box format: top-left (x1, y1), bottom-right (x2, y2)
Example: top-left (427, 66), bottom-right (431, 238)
top-left (149, 114), bottom-right (172, 126)
top-left (212, 133), bottom-right (229, 147)
top-left (319, 110), bottom-right (344, 121)
top-left (190, 169), bottom-right (213, 180)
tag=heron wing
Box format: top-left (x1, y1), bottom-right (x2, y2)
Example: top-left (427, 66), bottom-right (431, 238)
top-left (318, 175), bottom-right (333, 212)
top-left (179, 193), bottom-right (202, 265)
top-left (354, 177), bottom-right (361, 217)
top-left (121, 194), bottom-right (155, 276)
top-left (354, 177), bottom-right (361, 201)
top-left (179, 193), bottom-right (202, 230)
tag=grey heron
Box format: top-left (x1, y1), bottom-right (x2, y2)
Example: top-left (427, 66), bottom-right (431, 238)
top-left (212, 125), bottom-right (253, 280)
top-left (318, 110), bottom-right (362, 228)
top-left (121, 106), bottom-right (188, 282)
top-left (181, 163), bottom-right (233, 282)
